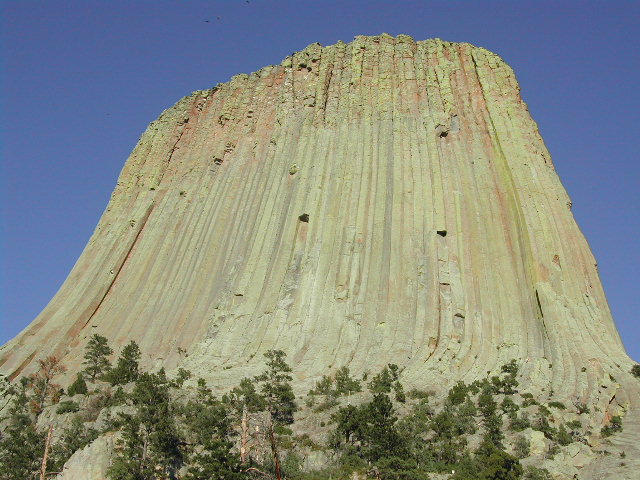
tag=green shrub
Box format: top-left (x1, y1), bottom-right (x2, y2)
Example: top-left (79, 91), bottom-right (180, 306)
top-left (574, 402), bottom-right (590, 414)
top-left (523, 466), bottom-right (553, 480)
top-left (555, 424), bottom-right (572, 445)
top-left (601, 416), bottom-right (623, 437)
top-left (533, 414), bottom-right (556, 439)
top-left (67, 373), bottom-right (88, 396)
top-left (313, 396), bottom-right (339, 413)
top-left (56, 400), bottom-right (80, 414)
top-left (501, 397), bottom-right (519, 414)
top-left (537, 405), bottom-right (551, 417)
top-left (407, 389), bottom-right (430, 400)
top-left (513, 435), bottom-right (530, 459)
top-left (368, 364), bottom-right (400, 394)
top-left (566, 420), bottom-right (582, 431)
top-left (545, 444), bottom-right (560, 459)
top-left (548, 401), bottom-right (566, 410)
top-left (334, 367), bottom-right (362, 395)
top-left (447, 381), bottom-right (470, 406)
top-left (171, 367), bottom-right (192, 388)
top-left (501, 359), bottom-right (519, 376)
top-left (309, 375), bottom-right (334, 396)
top-left (631, 364), bottom-right (640, 378)
top-left (509, 413), bottom-right (531, 431)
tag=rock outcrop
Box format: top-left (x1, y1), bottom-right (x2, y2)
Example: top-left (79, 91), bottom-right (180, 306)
top-left (1, 35), bottom-right (637, 428)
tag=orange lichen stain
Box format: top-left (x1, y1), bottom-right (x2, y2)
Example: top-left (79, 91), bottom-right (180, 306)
top-left (298, 223), bottom-right (308, 242)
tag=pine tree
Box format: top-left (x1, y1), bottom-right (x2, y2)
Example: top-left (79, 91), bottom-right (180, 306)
top-left (368, 364), bottom-right (399, 394)
top-left (83, 334), bottom-right (113, 381)
top-left (55, 416), bottom-right (98, 463)
top-left (473, 439), bottom-right (523, 480)
top-left (429, 406), bottom-right (468, 466)
top-left (224, 377), bottom-right (266, 415)
top-left (181, 379), bottom-right (242, 480)
top-left (108, 369), bottom-right (181, 479)
top-left (365, 393), bottom-right (407, 463)
top-left (0, 381), bottom-right (45, 480)
top-left (556, 424), bottom-right (572, 445)
top-left (478, 383), bottom-right (504, 448)
top-left (334, 366), bottom-right (362, 395)
top-left (254, 350), bottom-right (297, 425)
top-left (107, 414), bottom-right (148, 480)
top-left (332, 404), bottom-right (369, 447)
top-left (107, 340), bottom-right (141, 385)
top-left (67, 372), bottom-right (88, 395)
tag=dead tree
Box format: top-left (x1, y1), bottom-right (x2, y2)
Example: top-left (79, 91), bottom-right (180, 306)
top-left (241, 406), bottom-right (249, 464)
top-left (268, 417), bottom-right (282, 480)
top-left (39, 424), bottom-right (54, 480)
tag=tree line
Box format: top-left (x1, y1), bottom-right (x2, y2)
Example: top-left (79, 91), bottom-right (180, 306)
top-left (0, 335), bottom-right (634, 479)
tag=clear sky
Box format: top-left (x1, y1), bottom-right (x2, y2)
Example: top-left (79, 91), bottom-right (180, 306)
top-left (1, 1), bottom-right (638, 361)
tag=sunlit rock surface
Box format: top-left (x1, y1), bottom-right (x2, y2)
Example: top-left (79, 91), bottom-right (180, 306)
top-left (2, 36), bottom-right (637, 440)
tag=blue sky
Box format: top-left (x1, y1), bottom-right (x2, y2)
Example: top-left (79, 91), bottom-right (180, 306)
top-left (1, 1), bottom-right (638, 361)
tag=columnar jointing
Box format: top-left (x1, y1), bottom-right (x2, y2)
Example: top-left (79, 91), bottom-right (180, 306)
top-left (1, 35), bottom-right (636, 417)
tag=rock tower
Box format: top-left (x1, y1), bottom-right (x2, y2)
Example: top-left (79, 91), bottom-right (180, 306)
top-left (2, 36), bottom-right (637, 425)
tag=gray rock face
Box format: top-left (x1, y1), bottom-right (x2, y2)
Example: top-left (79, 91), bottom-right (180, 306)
top-left (53, 433), bottom-right (117, 480)
top-left (1, 37), bottom-right (638, 464)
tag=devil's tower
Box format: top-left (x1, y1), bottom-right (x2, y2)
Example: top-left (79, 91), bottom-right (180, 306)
top-left (1, 35), bottom-right (637, 424)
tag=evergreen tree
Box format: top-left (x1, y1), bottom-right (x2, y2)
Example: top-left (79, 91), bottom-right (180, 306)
top-left (254, 350), bottom-right (297, 425)
top-left (55, 415), bottom-right (98, 462)
top-left (171, 367), bottom-right (192, 388)
top-left (224, 377), bottom-right (266, 415)
top-left (473, 438), bottom-right (523, 480)
top-left (0, 381), bottom-right (45, 480)
top-left (334, 366), bottom-right (362, 395)
top-left (375, 456), bottom-right (431, 480)
top-left (83, 334), bottom-right (113, 381)
top-left (108, 369), bottom-right (181, 480)
top-left (429, 406), bottom-right (469, 466)
top-left (67, 372), bottom-right (88, 395)
top-left (108, 414), bottom-right (148, 480)
top-left (365, 393), bottom-right (408, 463)
top-left (181, 379), bottom-right (242, 480)
top-left (555, 424), bottom-right (572, 445)
top-left (332, 391), bottom-right (421, 478)
top-left (478, 384), bottom-right (504, 448)
top-left (309, 374), bottom-right (334, 396)
top-left (368, 364), bottom-right (398, 394)
top-left (107, 340), bottom-right (141, 385)
top-left (397, 397), bottom-right (434, 463)
top-left (458, 396), bottom-right (479, 434)
top-left (447, 381), bottom-right (470, 406)
top-left (332, 403), bottom-right (369, 449)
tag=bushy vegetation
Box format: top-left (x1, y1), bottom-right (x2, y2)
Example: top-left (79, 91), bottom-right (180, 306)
top-left (601, 415), bottom-right (623, 437)
top-left (0, 339), bottom-right (626, 480)
top-left (67, 372), bottom-right (88, 396)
